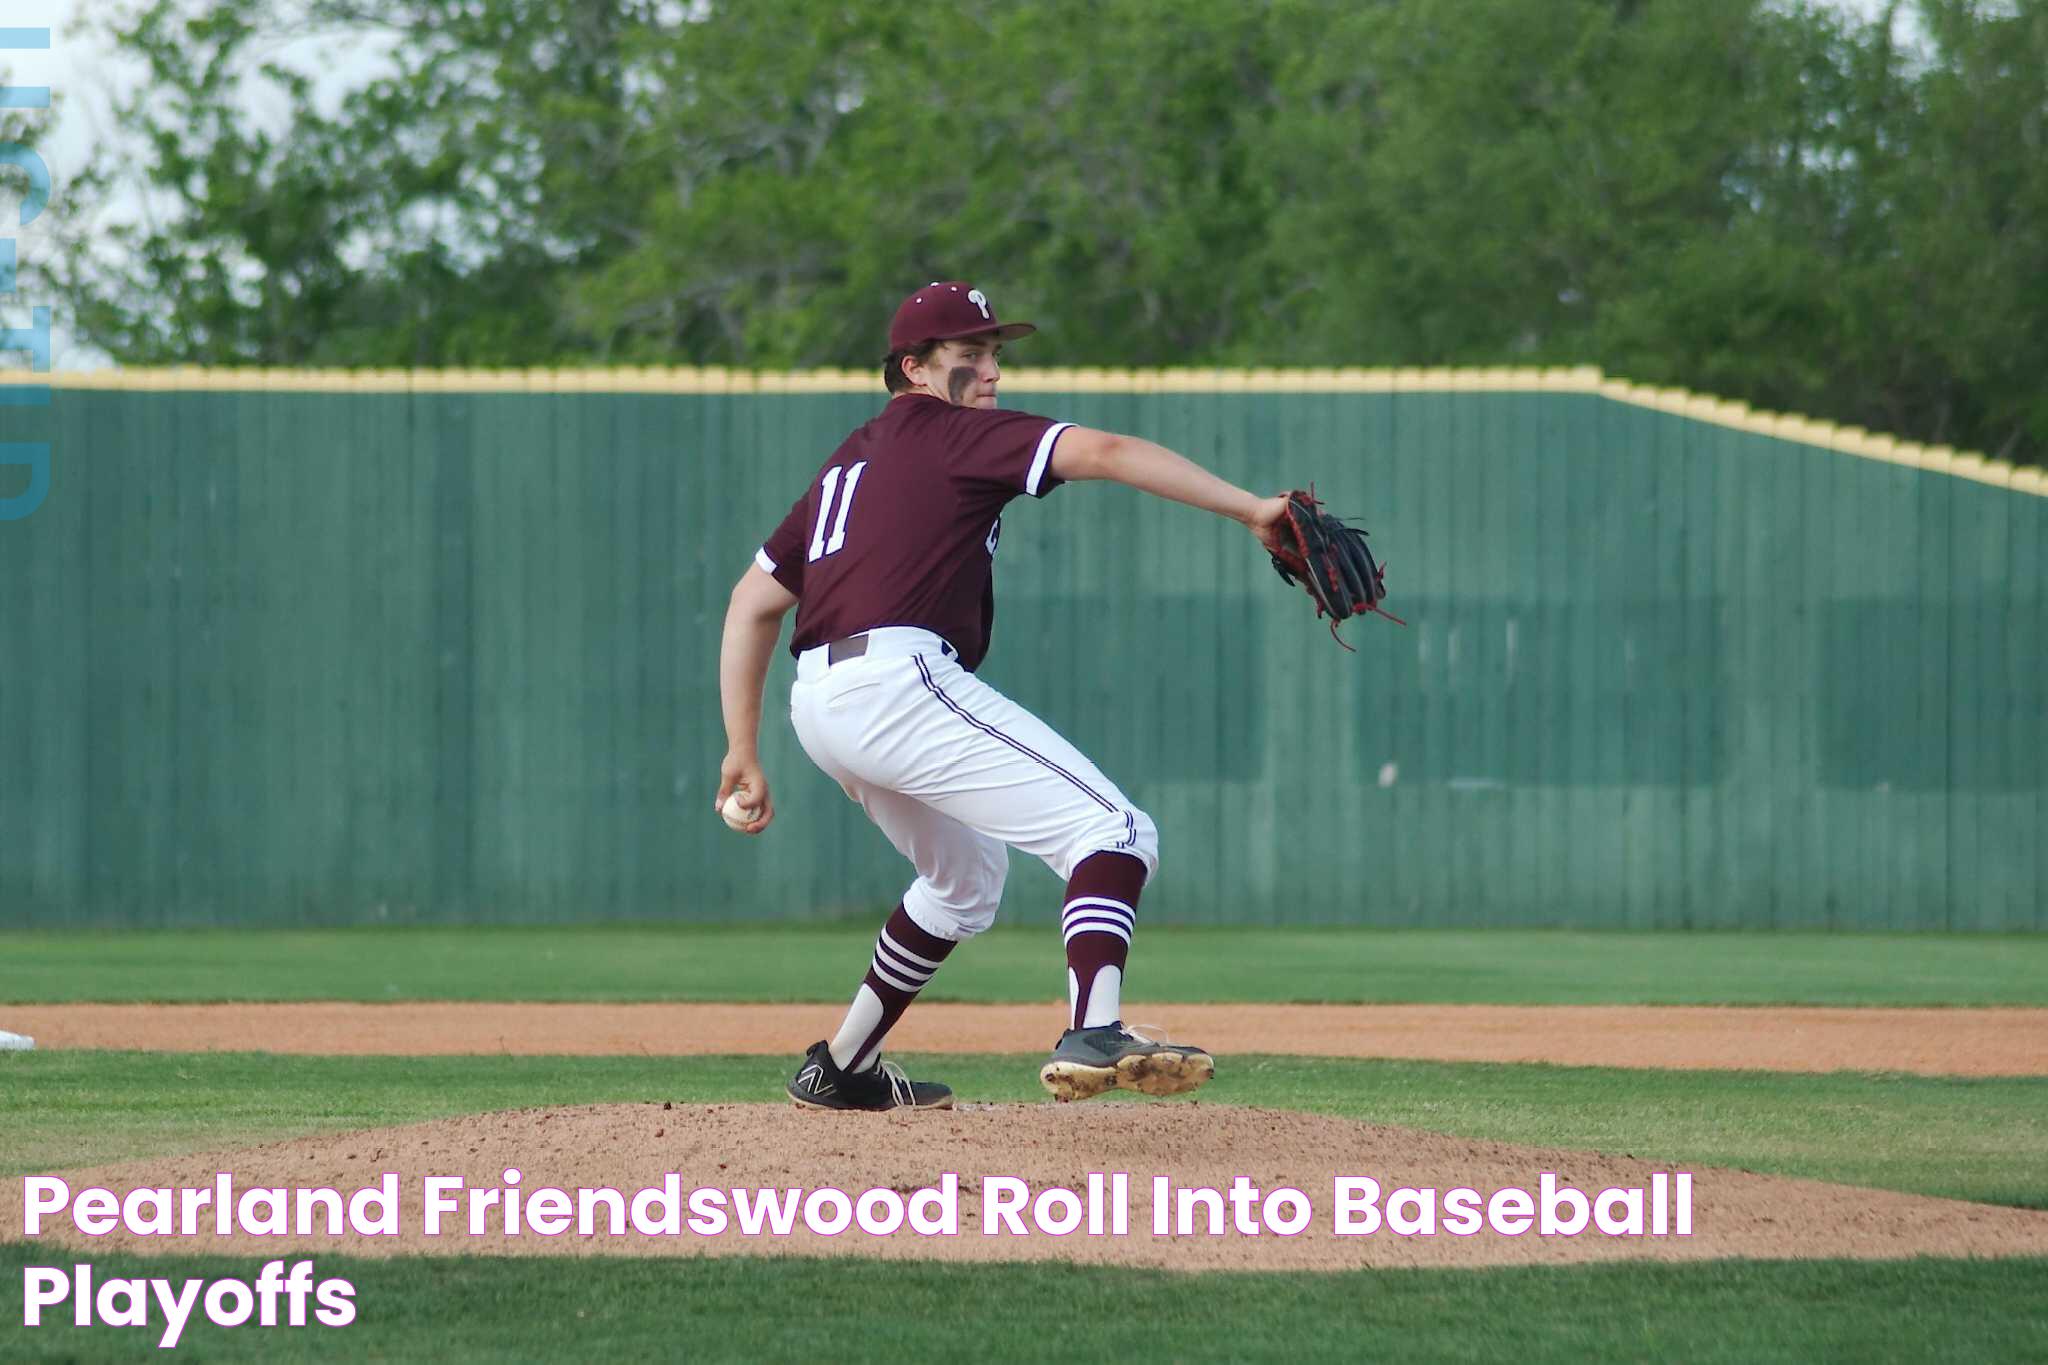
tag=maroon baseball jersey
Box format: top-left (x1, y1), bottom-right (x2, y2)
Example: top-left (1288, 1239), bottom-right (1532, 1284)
top-left (755, 393), bottom-right (1074, 672)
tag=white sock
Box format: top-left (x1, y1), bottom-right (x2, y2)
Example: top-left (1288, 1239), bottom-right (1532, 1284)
top-left (1070, 964), bottom-right (1123, 1029)
top-left (828, 984), bottom-right (884, 1071)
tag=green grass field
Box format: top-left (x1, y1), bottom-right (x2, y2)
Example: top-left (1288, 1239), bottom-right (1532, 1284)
top-left (5, 925), bottom-right (2047, 1004)
top-left (5, 1246), bottom-right (2045, 1363)
top-left (5, 929), bottom-right (2043, 1362)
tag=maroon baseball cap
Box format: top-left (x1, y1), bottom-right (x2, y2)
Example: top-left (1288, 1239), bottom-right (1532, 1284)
top-left (888, 281), bottom-right (1037, 351)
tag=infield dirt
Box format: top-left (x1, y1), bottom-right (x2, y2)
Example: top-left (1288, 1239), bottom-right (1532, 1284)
top-left (8, 1102), bottom-right (2048, 1272)
top-left (11, 1003), bottom-right (2048, 1075)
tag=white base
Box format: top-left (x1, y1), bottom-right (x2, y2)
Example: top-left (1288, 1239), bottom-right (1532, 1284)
top-left (0, 1030), bottom-right (35, 1051)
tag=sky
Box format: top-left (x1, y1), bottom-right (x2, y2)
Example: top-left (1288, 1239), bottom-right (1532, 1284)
top-left (8, 0), bottom-right (1922, 372)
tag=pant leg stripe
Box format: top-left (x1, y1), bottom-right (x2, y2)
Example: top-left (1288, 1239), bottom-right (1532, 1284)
top-left (913, 654), bottom-right (1121, 817)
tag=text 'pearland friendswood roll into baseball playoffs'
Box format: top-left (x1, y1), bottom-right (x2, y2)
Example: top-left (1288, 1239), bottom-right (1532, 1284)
top-left (20, 1169), bottom-right (1695, 1243)
top-left (16, 1173), bottom-right (1695, 1346)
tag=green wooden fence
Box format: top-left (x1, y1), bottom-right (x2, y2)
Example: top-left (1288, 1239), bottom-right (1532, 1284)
top-left (1, 368), bottom-right (2040, 928)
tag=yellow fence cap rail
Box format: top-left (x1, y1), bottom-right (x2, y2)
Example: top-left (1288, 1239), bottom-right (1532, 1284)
top-left (1, 364), bottom-right (2034, 497)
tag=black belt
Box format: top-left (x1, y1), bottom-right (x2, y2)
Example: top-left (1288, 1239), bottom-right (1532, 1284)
top-left (824, 632), bottom-right (956, 665)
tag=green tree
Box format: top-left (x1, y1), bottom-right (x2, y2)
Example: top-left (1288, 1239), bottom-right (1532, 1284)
top-left (39, 0), bottom-right (2048, 465)
top-left (1857, 0), bottom-right (2048, 459)
top-left (47, 0), bottom-right (650, 365)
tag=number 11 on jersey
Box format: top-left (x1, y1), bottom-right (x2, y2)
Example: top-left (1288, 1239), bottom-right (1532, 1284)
top-left (807, 460), bottom-right (868, 562)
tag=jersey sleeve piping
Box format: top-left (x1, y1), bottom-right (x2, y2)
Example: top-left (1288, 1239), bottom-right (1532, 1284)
top-left (1025, 422), bottom-right (1074, 497)
top-left (754, 547), bottom-right (778, 574)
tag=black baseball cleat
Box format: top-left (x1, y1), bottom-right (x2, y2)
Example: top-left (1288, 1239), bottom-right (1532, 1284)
top-left (1039, 1022), bottom-right (1215, 1102)
top-left (786, 1039), bottom-right (954, 1111)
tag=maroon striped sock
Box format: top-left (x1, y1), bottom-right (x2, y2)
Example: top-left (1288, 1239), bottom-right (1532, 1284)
top-left (832, 904), bottom-right (956, 1073)
top-left (1062, 852), bottom-right (1145, 1030)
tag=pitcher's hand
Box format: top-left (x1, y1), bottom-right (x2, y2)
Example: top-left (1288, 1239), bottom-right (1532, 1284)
top-left (1248, 494), bottom-right (1294, 558)
top-left (714, 752), bottom-right (775, 834)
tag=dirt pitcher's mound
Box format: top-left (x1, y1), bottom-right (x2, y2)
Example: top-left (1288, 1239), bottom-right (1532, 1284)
top-left (9, 1104), bottom-right (2048, 1271)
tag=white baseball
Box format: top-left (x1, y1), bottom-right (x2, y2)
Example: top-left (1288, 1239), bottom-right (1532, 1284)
top-left (720, 792), bottom-right (759, 830)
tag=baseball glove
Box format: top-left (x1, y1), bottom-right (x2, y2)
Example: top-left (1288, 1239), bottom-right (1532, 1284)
top-left (1269, 487), bottom-right (1403, 649)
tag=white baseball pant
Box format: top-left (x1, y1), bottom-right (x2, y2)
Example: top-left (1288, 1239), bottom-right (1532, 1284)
top-left (789, 626), bottom-right (1159, 941)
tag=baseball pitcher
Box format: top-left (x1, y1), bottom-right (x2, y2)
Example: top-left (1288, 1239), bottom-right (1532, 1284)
top-left (715, 281), bottom-right (1300, 1111)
